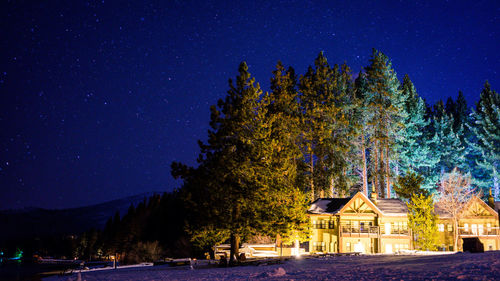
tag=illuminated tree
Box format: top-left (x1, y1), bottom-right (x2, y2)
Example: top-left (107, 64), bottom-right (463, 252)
top-left (467, 82), bottom-right (499, 198)
top-left (299, 52), bottom-right (354, 198)
top-left (407, 193), bottom-right (439, 251)
top-left (436, 168), bottom-right (475, 251)
top-left (396, 75), bottom-right (438, 190)
top-left (364, 49), bottom-right (405, 198)
top-left (393, 171), bottom-right (428, 201)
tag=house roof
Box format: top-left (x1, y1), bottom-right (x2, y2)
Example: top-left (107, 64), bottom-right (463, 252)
top-left (434, 196), bottom-right (499, 218)
top-left (308, 198), bottom-right (351, 215)
top-left (433, 203), bottom-right (450, 217)
top-left (308, 193), bottom-right (407, 216)
top-left (376, 198), bottom-right (408, 216)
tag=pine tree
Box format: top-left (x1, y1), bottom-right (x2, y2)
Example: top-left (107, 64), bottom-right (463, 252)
top-left (173, 62), bottom-right (310, 263)
top-left (364, 49), bottom-right (405, 198)
top-left (393, 171), bottom-right (429, 201)
top-left (427, 101), bottom-right (466, 192)
top-left (467, 82), bottom-right (500, 198)
top-left (396, 75), bottom-right (438, 187)
top-left (407, 193), bottom-right (439, 251)
top-left (299, 52), bottom-right (343, 199)
top-left (261, 61), bottom-right (310, 245)
top-left (353, 72), bottom-right (370, 195)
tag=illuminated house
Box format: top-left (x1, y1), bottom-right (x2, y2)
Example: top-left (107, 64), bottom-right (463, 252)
top-left (434, 191), bottom-right (500, 251)
top-left (308, 190), bottom-right (500, 253)
top-left (308, 191), bottom-right (411, 254)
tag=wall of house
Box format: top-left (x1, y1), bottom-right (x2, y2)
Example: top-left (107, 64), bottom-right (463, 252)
top-left (310, 215), bottom-right (338, 253)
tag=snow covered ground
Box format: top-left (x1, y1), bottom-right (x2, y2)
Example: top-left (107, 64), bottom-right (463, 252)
top-left (44, 251), bottom-right (500, 280)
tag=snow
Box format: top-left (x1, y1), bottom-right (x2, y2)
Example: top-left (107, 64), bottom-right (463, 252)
top-left (44, 251), bottom-right (500, 280)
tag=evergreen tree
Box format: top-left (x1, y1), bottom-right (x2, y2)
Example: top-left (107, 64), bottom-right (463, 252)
top-left (364, 49), bottom-right (405, 198)
top-left (467, 82), bottom-right (500, 198)
top-left (407, 193), bottom-right (439, 251)
top-left (173, 62), bottom-right (310, 263)
top-left (393, 171), bottom-right (429, 201)
top-left (426, 101), bottom-right (466, 193)
top-left (396, 75), bottom-right (438, 188)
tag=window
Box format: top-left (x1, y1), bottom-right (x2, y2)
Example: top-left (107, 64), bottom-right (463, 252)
top-left (438, 224), bottom-right (444, 232)
top-left (320, 220), bottom-right (327, 229)
top-left (478, 224), bottom-right (484, 235)
top-left (346, 242), bottom-right (351, 252)
top-left (328, 220), bottom-right (335, 229)
top-left (312, 242), bottom-right (326, 252)
top-left (464, 223), bottom-right (469, 232)
top-left (447, 224), bottom-right (453, 232)
top-left (471, 224), bottom-right (478, 235)
top-left (487, 223), bottom-right (492, 231)
top-left (385, 223), bottom-right (391, 235)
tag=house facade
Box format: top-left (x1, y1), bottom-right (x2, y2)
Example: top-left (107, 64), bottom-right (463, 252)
top-left (434, 194), bottom-right (500, 251)
top-left (308, 191), bottom-right (500, 253)
top-left (308, 192), bottom-right (411, 254)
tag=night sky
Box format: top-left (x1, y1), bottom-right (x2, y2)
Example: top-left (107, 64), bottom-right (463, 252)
top-left (1, 1), bottom-right (499, 210)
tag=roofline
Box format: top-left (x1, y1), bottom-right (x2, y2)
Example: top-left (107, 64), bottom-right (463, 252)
top-left (337, 192), bottom-right (383, 216)
top-left (459, 195), bottom-right (498, 217)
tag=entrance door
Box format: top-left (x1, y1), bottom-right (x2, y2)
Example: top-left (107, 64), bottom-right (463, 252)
top-left (354, 241), bottom-right (365, 253)
top-left (385, 243), bottom-right (393, 253)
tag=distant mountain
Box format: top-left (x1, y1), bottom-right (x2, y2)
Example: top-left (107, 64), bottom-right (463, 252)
top-left (0, 191), bottom-right (162, 241)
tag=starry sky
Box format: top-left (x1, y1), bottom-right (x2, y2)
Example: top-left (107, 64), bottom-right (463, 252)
top-left (1, 1), bottom-right (499, 210)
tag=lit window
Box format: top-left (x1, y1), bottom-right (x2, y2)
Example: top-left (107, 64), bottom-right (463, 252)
top-left (464, 223), bottom-right (469, 232)
top-left (438, 224), bottom-right (444, 232)
top-left (385, 223), bottom-right (391, 235)
top-left (471, 224), bottom-right (478, 235)
top-left (447, 224), bottom-right (452, 232)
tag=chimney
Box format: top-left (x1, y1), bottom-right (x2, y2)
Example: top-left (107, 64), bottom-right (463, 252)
top-left (488, 188), bottom-right (495, 209)
top-left (370, 182), bottom-right (378, 205)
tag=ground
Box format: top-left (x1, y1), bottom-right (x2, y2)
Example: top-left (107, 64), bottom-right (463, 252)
top-left (45, 252), bottom-right (500, 280)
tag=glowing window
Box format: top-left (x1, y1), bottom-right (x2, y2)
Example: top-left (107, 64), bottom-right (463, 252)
top-left (438, 224), bottom-right (444, 232)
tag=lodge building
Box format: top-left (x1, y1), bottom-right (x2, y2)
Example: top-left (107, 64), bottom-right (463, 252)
top-left (308, 189), bottom-right (500, 253)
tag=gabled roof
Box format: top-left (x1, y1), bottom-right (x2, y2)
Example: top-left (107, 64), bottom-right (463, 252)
top-left (460, 196), bottom-right (498, 217)
top-left (376, 198), bottom-right (408, 216)
top-left (434, 196), bottom-right (499, 218)
top-left (308, 198), bottom-right (351, 215)
top-left (308, 192), bottom-right (410, 217)
top-left (338, 192), bottom-right (383, 216)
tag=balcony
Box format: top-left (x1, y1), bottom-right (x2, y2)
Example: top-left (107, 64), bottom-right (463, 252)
top-left (341, 225), bottom-right (379, 236)
top-left (458, 227), bottom-right (500, 236)
top-left (384, 227), bottom-right (410, 236)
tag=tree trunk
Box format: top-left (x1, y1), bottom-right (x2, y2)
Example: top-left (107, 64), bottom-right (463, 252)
top-left (362, 134), bottom-right (368, 196)
top-left (310, 150), bottom-right (315, 201)
top-left (374, 142), bottom-right (379, 196)
top-left (380, 145), bottom-right (385, 198)
top-left (385, 143), bottom-right (391, 198)
top-left (453, 218), bottom-right (458, 251)
top-left (229, 233), bottom-right (240, 264)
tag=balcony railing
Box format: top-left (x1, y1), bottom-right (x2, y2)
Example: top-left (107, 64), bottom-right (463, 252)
top-left (341, 225), bottom-right (379, 235)
top-left (385, 227), bottom-right (410, 236)
top-left (458, 227), bottom-right (500, 236)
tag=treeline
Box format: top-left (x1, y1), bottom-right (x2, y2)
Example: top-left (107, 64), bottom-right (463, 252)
top-left (171, 49), bottom-right (499, 262)
top-left (63, 192), bottom-right (190, 263)
top-left (71, 49), bottom-right (498, 263)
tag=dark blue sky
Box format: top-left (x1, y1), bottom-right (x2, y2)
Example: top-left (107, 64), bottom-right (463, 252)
top-left (1, 1), bottom-right (499, 209)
